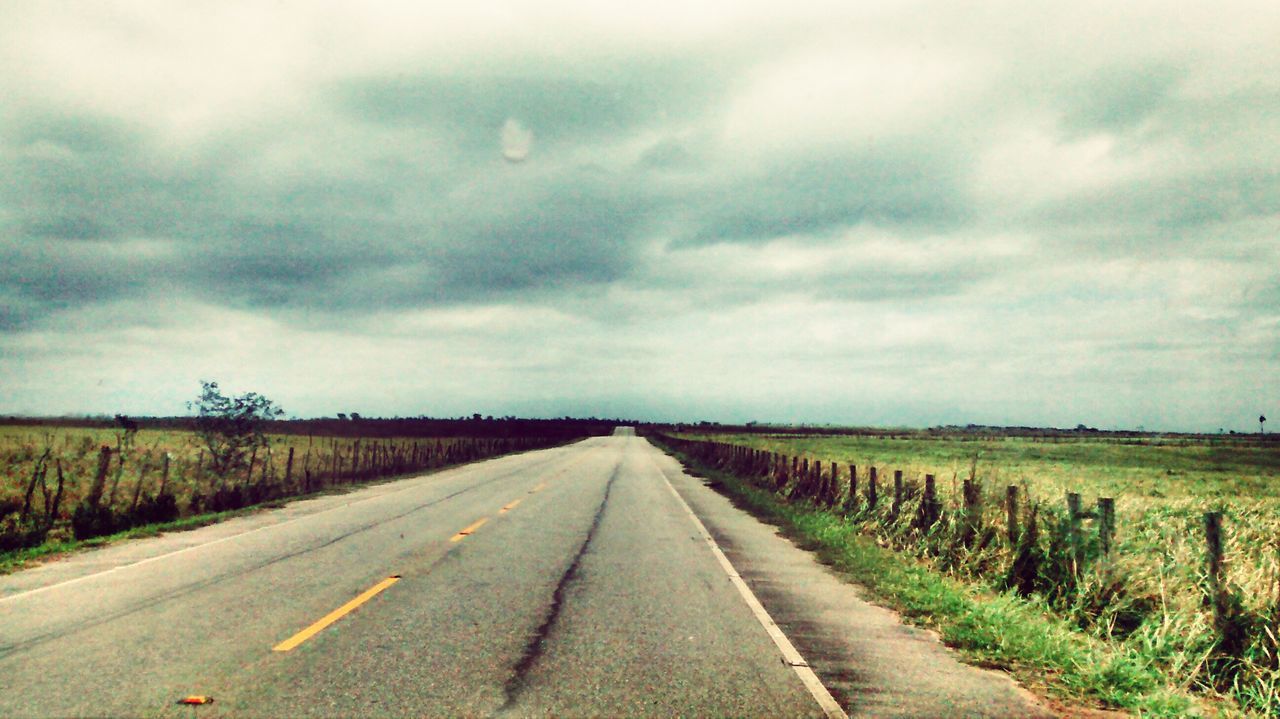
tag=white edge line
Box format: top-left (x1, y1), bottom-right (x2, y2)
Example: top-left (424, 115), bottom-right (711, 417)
top-left (2, 498), bottom-right (346, 603)
top-left (1, 447), bottom-right (568, 604)
top-left (652, 456), bottom-right (848, 719)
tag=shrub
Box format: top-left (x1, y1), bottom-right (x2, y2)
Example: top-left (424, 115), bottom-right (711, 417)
top-left (188, 380), bottom-right (283, 479)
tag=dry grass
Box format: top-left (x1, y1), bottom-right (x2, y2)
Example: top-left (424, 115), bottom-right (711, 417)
top-left (0, 424), bottom-right (529, 549)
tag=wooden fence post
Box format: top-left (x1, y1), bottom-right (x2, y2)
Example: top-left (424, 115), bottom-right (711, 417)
top-left (844, 464), bottom-right (858, 512)
top-left (922, 474), bottom-right (938, 528)
top-left (1097, 497), bottom-right (1115, 556)
top-left (820, 461), bottom-right (832, 504)
top-left (48, 460), bottom-right (66, 528)
top-left (245, 446), bottom-right (258, 489)
top-left (129, 461), bottom-right (149, 513)
top-left (1066, 492), bottom-right (1083, 573)
top-left (107, 448), bottom-right (126, 506)
top-left (285, 447), bottom-right (295, 490)
top-left (867, 466), bottom-right (878, 509)
top-left (21, 452), bottom-right (50, 522)
top-left (87, 446), bottom-right (112, 509)
top-left (828, 462), bottom-right (840, 507)
top-left (892, 470), bottom-right (904, 518)
top-left (159, 453), bottom-right (171, 497)
top-left (1204, 511), bottom-right (1231, 646)
top-left (962, 479), bottom-right (981, 547)
top-left (1005, 485), bottom-right (1019, 545)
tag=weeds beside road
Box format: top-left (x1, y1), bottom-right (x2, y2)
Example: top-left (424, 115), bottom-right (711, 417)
top-left (0, 423), bottom-right (584, 570)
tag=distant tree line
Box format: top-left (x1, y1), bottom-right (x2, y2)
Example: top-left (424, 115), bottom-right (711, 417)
top-left (643, 421), bottom-right (1280, 442)
top-left (0, 414), bottom-right (621, 441)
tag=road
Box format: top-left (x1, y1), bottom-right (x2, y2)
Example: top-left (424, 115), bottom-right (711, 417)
top-left (0, 430), bottom-right (1051, 718)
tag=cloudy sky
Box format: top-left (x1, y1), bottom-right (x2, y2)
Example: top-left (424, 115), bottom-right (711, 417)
top-left (1, 2), bottom-right (1277, 431)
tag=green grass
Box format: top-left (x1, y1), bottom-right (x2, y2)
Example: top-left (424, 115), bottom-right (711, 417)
top-left (659, 439), bottom-right (1209, 716)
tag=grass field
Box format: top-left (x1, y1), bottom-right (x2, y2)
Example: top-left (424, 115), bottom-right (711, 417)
top-left (670, 430), bottom-right (1280, 716)
top-left (718, 432), bottom-right (1280, 500)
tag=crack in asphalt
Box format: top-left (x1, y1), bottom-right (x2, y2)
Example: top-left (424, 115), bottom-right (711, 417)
top-left (495, 460), bottom-right (623, 714)
top-left (0, 447), bottom-right (586, 659)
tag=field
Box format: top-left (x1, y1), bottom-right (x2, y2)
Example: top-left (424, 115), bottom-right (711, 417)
top-left (667, 429), bottom-right (1280, 715)
top-left (0, 421), bottom-right (575, 558)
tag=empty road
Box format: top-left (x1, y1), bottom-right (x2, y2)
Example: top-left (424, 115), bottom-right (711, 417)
top-left (0, 430), bottom-right (1050, 718)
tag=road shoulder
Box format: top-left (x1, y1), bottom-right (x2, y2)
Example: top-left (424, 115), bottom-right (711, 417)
top-left (647, 443), bottom-right (1058, 719)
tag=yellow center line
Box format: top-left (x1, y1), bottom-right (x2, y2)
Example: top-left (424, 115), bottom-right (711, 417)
top-left (273, 575), bottom-right (401, 652)
top-left (499, 498), bottom-right (522, 514)
top-left (449, 516), bottom-right (489, 542)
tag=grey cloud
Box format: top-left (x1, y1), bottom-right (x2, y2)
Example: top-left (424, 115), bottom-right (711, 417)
top-left (331, 62), bottom-right (721, 156)
top-left (1033, 168), bottom-right (1280, 238)
top-left (683, 266), bottom-right (992, 307)
top-left (1058, 62), bottom-right (1186, 135)
top-left (173, 220), bottom-right (389, 308)
top-left (4, 51), bottom-right (982, 333)
top-left (20, 214), bottom-right (113, 241)
top-left (646, 248), bottom-right (1002, 309)
top-left (3, 112), bottom-right (226, 244)
top-left (10, 111), bottom-right (142, 155)
top-left (415, 166), bottom-right (661, 302)
top-left (672, 145), bottom-right (973, 246)
top-left (1239, 281), bottom-right (1280, 316)
top-left (637, 139), bottom-right (696, 170)
top-left (0, 239), bottom-right (174, 328)
top-left (0, 102), bottom-right (662, 325)
top-left (338, 75), bottom-right (639, 143)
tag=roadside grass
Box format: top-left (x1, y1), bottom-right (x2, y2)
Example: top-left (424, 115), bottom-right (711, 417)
top-left (0, 505), bottom-right (264, 575)
top-left (0, 469), bottom-right (399, 575)
top-left (0, 427), bottom-right (572, 573)
top-left (659, 441), bottom-right (1222, 718)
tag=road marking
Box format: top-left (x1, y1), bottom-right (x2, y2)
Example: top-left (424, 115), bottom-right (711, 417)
top-left (449, 517), bottom-right (489, 542)
top-left (499, 498), bottom-right (522, 513)
top-left (272, 575), bottom-right (401, 652)
top-left (654, 462), bottom-right (848, 719)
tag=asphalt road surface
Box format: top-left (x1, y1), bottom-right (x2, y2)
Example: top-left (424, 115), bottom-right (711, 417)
top-left (0, 430), bottom-right (1052, 718)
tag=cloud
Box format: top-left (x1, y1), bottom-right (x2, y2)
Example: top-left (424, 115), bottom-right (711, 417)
top-left (720, 42), bottom-right (982, 156)
top-left (1056, 62), bottom-right (1187, 135)
top-left (1, 1), bottom-right (1277, 429)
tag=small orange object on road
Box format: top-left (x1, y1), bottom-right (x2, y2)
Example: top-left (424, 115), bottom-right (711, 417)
top-left (178, 695), bottom-right (214, 705)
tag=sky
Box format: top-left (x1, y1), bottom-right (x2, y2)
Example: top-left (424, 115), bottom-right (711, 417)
top-left (1, 2), bottom-right (1277, 432)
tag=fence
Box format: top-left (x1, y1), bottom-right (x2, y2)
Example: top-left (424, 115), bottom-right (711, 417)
top-left (2, 434), bottom-right (567, 550)
top-left (648, 431), bottom-right (1271, 689)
